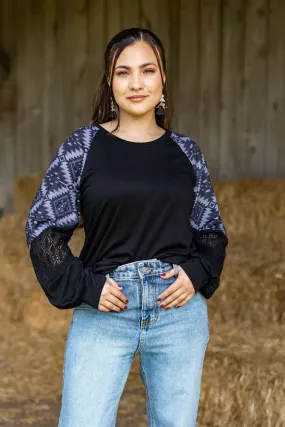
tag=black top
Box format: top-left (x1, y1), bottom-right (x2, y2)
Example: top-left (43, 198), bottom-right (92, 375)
top-left (26, 124), bottom-right (228, 309)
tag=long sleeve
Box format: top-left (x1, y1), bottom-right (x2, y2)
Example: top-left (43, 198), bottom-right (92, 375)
top-left (178, 139), bottom-right (228, 298)
top-left (25, 126), bottom-right (106, 309)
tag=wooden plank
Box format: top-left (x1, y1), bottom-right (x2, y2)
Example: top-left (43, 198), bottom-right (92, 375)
top-left (20, 0), bottom-right (45, 174)
top-left (86, 0), bottom-right (105, 125)
top-left (243, 0), bottom-right (268, 177)
top-left (14, 0), bottom-right (28, 178)
top-left (267, 0), bottom-right (285, 177)
top-left (220, 0), bottom-right (245, 179)
top-left (72, 0), bottom-right (89, 128)
top-left (105, 0), bottom-right (122, 45)
top-left (0, 0), bottom-right (16, 211)
top-left (42, 0), bottom-right (57, 163)
top-left (53, 0), bottom-right (72, 141)
top-left (199, 0), bottom-right (222, 178)
top-left (177, 0), bottom-right (200, 139)
top-left (122, 0), bottom-right (140, 28)
top-left (167, 0), bottom-right (180, 129)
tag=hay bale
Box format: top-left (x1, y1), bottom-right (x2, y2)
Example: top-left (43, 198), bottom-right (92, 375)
top-left (0, 278), bottom-right (14, 321)
top-left (0, 321), bottom-right (65, 405)
top-left (199, 321), bottom-right (285, 426)
top-left (213, 178), bottom-right (285, 241)
top-left (12, 172), bottom-right (44, 214)
top-left (0, 212), bottom-right (27, 231)
top-left (207, 235), bottom-right (285, 326)
top-left (22, 290), bottom-right (72, 335)
top-left (0, 225), bottom-right (38, 293)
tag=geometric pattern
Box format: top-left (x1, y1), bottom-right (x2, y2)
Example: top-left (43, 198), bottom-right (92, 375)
top-left (25, 125), bottom-right (100, 247)
top-left (170, 131), bottom-right (227, 236)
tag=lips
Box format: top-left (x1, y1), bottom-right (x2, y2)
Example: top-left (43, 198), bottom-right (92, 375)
top-left (127, 96), bottom-right (148, 100)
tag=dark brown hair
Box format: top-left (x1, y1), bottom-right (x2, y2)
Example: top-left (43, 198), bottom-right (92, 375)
top-left (89, 27), bottom-right (173, 133)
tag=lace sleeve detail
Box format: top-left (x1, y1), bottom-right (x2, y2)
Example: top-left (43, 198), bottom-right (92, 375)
top-left (30, 227), bottom-right (74, 286)
top-left (192, 229), bottom-right (228, 298)
top-left (28, 226), bottom-right (107, 310)
top-left (25, 126), bottom-right (106, 309)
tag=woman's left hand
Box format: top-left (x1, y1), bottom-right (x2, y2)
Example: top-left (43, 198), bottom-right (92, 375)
top-left (157, 266), bottom-right (195, 309)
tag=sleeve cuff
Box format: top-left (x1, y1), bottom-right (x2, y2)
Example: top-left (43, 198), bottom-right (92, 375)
top-left (179, 257), bottom-right (211, 293)
top-left (81, 272), bottom-right (107, 309)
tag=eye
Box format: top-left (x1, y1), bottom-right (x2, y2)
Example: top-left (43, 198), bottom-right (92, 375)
top-left (117, 69), bottom-right (155, 76)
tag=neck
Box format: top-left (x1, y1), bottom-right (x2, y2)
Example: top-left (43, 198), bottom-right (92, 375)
top-left (111, 110), bottom-right (162, 134)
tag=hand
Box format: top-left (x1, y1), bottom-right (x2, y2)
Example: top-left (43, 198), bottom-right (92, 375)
top-left (98, 278), bottom-right (128, 312)
top-left (157, 265), bottom-right (195, 309)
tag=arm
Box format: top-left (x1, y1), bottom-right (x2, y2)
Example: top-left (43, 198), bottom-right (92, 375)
top-left (179, 142), bottom-right (228, 298)
top-left (25, 126), bottom-right (106, 309)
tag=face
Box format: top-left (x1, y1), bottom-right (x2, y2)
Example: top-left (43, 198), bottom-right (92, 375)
top-left (109, 41), bottom-right (166, 118)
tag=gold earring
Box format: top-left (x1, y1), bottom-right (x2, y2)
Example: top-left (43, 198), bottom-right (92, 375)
top-left (156, 93), bottom-right (167, 115)
top-left (109, 96), bottom-right (116, 119)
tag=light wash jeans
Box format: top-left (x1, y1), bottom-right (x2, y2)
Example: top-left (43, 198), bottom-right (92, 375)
top-left (58, 258), bottom-right (210, 427)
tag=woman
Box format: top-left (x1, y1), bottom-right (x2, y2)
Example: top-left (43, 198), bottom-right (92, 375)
top-left (26, 28), bottom-right (228, 427)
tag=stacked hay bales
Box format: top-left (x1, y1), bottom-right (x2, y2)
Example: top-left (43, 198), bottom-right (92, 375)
top-left (208, 178), bottom-right (285, 326)
top-left (198, 178), bottom-right (285, 425)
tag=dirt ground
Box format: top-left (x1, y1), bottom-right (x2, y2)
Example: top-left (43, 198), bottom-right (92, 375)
top-left (0, 321), bottom-right (152, 426)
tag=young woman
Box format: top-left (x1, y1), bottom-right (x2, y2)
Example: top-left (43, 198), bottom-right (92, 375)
top-left (26, 28), bottom-right (228, 427)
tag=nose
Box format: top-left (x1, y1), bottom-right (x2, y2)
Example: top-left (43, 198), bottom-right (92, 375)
top-left (129, 71), bottom-right (143, 90)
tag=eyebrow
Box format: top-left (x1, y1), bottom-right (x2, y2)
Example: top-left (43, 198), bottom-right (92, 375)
top-left (114, 62), bottom-right (157, 70)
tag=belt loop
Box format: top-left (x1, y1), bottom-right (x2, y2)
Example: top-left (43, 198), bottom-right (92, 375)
top-left (138, 262), bottom-right (144, 279)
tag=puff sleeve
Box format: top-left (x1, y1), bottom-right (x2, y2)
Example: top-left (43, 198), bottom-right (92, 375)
top-left (25, 126), bottom-right (106, 309)
top-left (179, 141), bottom-right (229, 298)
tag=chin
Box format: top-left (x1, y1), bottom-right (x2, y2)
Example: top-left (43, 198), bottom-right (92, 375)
top-left (122, 105), bottom-right (155, 117)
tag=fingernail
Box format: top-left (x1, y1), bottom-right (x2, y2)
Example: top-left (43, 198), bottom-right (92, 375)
top-left (166, 307), bottom-right (170, 310)
top-left (160, 273), bottom-right (166, 276)
top-left (157, 297), bottom-right (161, 301)
top-left (126, 299), bottom-right (128, 303)
top-left (176, 306), bottom-right (180, 308)
top-left (124, 306), bottom-right (128, 310)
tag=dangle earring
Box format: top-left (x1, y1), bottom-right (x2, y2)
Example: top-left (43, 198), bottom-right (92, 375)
top-left (156, 93), bottom-right (167, 115)
top-left (108, 96), bottom-right (117, 119)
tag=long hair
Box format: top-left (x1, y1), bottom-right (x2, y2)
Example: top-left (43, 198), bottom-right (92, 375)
top-left (89, 27), bottom-right (173, 132)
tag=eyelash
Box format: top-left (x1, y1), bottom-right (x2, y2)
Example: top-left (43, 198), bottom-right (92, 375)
top-left (117, 69), bottom-right (155, 76)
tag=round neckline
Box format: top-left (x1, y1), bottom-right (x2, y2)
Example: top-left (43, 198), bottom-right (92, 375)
top-left (96, 123), bottom-right (171, 146)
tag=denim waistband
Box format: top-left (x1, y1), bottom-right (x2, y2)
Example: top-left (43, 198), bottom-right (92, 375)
top-left (106, 258), bottom-right (179, 279)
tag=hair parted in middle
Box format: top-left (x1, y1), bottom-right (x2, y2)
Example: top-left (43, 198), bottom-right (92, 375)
top-left (89, 27), bottom-right (173, 133)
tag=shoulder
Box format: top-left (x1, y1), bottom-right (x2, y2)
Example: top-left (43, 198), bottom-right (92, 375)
top-left (44, 124), bottom-right (101, 187)
top-left (58, 124), bottom-right (100, 155)
top-left (170, 130), bottom-right (205, 164)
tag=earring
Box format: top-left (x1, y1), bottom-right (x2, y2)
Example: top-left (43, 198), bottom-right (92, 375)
top-left (108, 96), bottom-right (117, 119)
top-left (156, 93), bottom-right (167, 115)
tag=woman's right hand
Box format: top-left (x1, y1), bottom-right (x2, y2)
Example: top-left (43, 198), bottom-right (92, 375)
top-left (98, 277), bottom-right (128, 312)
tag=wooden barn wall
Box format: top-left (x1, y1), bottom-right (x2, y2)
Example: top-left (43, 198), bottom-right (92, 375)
top-left (0, 0), bottom-right (285, 211)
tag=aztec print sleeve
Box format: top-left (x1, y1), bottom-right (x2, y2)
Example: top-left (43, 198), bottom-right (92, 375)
top-left (25, 125), bottom-right (106, 310)
top-left (171, 132), bottom-right (229, 298)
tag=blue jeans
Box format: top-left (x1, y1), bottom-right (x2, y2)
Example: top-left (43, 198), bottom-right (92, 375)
top-left (58, 258), bottom-right (210, 427)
